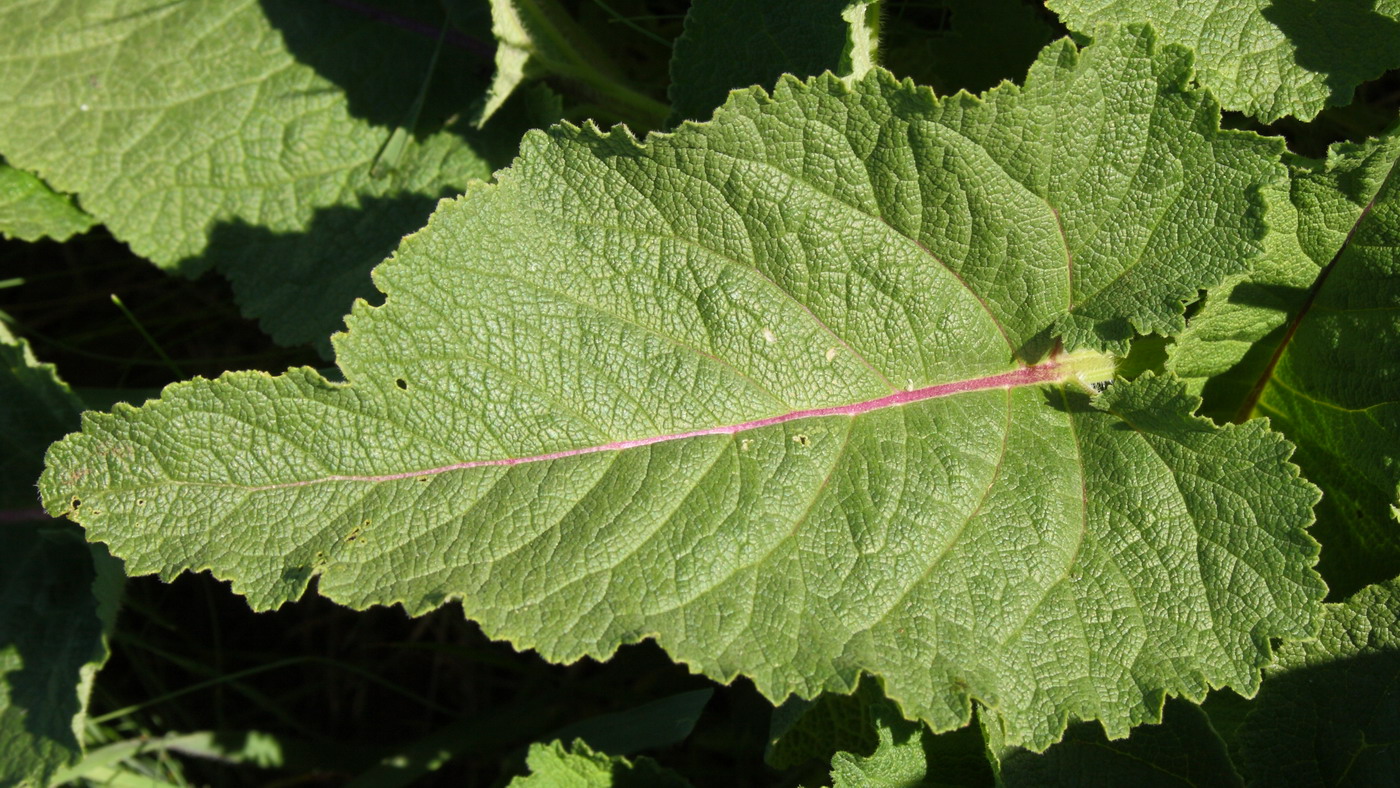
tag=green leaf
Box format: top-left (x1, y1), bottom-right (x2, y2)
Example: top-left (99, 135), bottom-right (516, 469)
top-left (1, 324), bottom-right (82, 512)
top-left (999, 698), bottom-right (1242, 786)
top-left (768, 677), bottom-right (991, 786)
top-left (882, 0), bottom-right (1056, 98)
top-left (0, 0), bottom-right (509, 350)
top-left (768, 680), bottom-right (889, 772)
top-left (1234, 578), bottom-right (1400, 786)
top-left (41, 29), bottom-right (1322, 752)
top-left (0, 162), bottom-right (93, 243)
top-left (0, 326), bottom-right (122, 788)
top-left (509, 740), bottom-right (691, 787)
top-left (544, 689), bottom-right (713, 756)
top-left (1046, 0), bottom-right (1400, 122)
top-left (477, 0), bottom-right (668, 128)
top-left (1169, 128), bottom-right (1400, 598)
top-left (790, 680), bottom-right (993, 788)
top-left (667, 0), bottom-right (879, 124)
top-left (830, 710), bottom-right (933, 788)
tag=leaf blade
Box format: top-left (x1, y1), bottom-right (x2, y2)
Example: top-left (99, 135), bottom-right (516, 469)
top-left (0, 0), bottom-right (510, 349)
top-left (1047, 0), bottom-right (1400, 122)
top-left (42, 30), bottom-right (1320, 752)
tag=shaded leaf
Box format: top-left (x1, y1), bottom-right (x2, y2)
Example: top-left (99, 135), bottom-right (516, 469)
top-left (667, 0), bottom-right (878, 123)
top-left (1235, 578), bottom-right (1400, 786)
top-left (1047, 0), bottom-right (1400, 122)
top-left (0, 326), bottom-right (122, 788)
top-left (1000, 698), bottom-right (1242, 787)
top-left (0, 0), bottom-right (511, 350)
top-left (1169, 127), bottom-right (1400, 597)
top-left (545, 689), bottom-right (713, 756)
top-left (509, 740), bottom-right (691, 787)
top-left (882, 0), bottom-right (1057, 97)
top-left (477, 0), bottom-right (668, 128)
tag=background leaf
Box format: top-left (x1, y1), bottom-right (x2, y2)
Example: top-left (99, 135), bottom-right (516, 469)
top-left (1169, 126), bottom-right (1400, 598)
top-left (0, 325), bottom-right (122, 788)
top-left (881, 0), bottom-right (1057, 98)
top-left (42, 30), bottom-right (1321, 752)
top-left (543, 689), bottom-right (712, 756)
top-left (509, 740), bottom-right (691, 787)
top-left (0, 0), bottom-right (515, 351)
top-left (0, 162), bottom-right (93, 243)
top-left (1234, 577), bottom-right (1400, 786)
top-left (476, 0), bottom-right (669, 129)
top-left (999, 698), bottom-right (1242, 787)
top-left (667, 0), bottom-right (878, 124)
top-left (1046, 0), bottom-right (1400, 122)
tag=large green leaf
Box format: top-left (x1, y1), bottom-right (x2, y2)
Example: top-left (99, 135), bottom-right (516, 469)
top-left (41, 29), bottom-right (1323, 751)
top-left (1169, 128), bottom-right (1400, 598)
top-left (0, 0), bottom-right (510, 350)
top-left (667, 0), bottom-right (878, 124)
top-left (1234, 577), bottom-right (1400, 786)
top-left (0, 162), bottom-right (93, 243)
top-left (0, 326), bottom-right (122, 788)
top-left (1047, 0), bottom-right (1400, 122)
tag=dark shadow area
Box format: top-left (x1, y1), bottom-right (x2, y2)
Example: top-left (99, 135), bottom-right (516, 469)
top-left (1001, 645), bottom-right (1399, 784)
top-left (667, 0), bottom-right (853, 123)
top-left (0, 230), bottom-right (321, 390)
top-left (1183, 281), bottom-right (1307, 423)
top-left (1226, 281), bottom-right (1313, 312)
top-left (1234, 646), bottom-right (1400, 785)
top-left (764, 675), bottom-right (995, 786)
top-left (1281, 426), bottom-right (1400, 601)
top-left (1, 523), bottom-right (103, 761)
top-left (1019, 325), bottom-right (1069, 365)
top-left (1194, 325), bottom-right (1288, 425)
top-left (1001, 697), bottom-right (1240, 786)
top-left (882, 0), bottom-right (1063, 98)
top-left (89, 571), bottom-right (776, 786)
top-left (1039, 384), bottom-right (1093, 416)
top-left (1262, 0), bottom-right (1400, 105)
top-left (259, 0), bottom-right (493, 134)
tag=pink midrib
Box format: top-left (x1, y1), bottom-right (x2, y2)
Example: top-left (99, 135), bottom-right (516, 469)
top-left (244, 359), bottom-right (1073, 490)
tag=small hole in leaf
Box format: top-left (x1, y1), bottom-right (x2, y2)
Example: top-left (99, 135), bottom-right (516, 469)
top-left (71, 497), bottom-right (81, 509)
top-left (136, 499), bottom-right (146, 506)
top-left (395, 378), bottom-right (408, 390)
top-left (417, 476), bottom-right (429, 483)
top-left (792, 434), bottom-right (810, 447)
